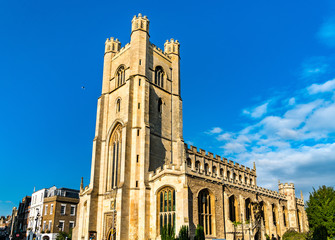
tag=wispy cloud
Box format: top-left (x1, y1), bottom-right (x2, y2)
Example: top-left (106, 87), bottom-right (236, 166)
top-left (243, 102), bottom-right (269, 119)
top-left (206, 77), bottom-right (335, 195)
top-left (308, 78), bottom-right (335, 94)
top-left (318, 17), bottom-right (335, 48)
top-left (206, 127), bottom-right (223, 134)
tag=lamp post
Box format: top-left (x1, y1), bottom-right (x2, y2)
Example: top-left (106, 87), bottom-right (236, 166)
top-left (34, 210), bottom-right (40, 240)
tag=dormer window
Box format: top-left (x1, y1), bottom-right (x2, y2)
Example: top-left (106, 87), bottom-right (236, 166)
top-left (116, 66), bottom-right (125, 87)
top-left (154, 66), bottom-right (164, 88)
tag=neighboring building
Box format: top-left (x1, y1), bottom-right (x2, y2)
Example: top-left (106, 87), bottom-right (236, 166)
top-left (40, 187), bottom-right (79, 240)
top-left (72, 14), bottom-right (309, 240)
top-left (9, 207), bottom-right (18, 240)
top-left (27, 189), bottom-right (46, 240)
top-left (12, 196), bottom-right (31, 240)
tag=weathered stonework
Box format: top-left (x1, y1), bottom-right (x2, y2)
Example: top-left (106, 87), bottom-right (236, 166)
top-left (72, 14), bottom-right (309, 240)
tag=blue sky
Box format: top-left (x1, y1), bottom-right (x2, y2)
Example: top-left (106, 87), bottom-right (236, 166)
top-left (1, 0), bottom-right (335, 215)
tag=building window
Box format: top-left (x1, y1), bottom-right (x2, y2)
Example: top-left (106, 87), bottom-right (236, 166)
top-left (116, 99), bottom-right (121, 113)
top-left (157, 187), bottom-right (176, 235)
top-left (48, 221), bottom-right (52, 231)
top-left (107, 124), bottom-right (122, 191)
top-left (204, 163), bottom-right (209, 175)
top-left (69, 221), bottom-right (75, 229)
top-left (220, 168), bottom-right (224, 177)
top-left (259, 201), bottom-right (266, 226)
top-left (198, 189), bottom-right (214, 236)
top-left (58, 221), bottom-right (64, 232)
top-left (229, 195), bottom-right (237, 222)
top-left (272, 204), bottom-right (277, 226)
top-left (195, 161), bottom-right (201, 173)
top-left (50, 204), bottom-right (53, 215)
top-left (250, 178), bottom-right (253, 185)
top-left (155, 66), bottom-right (164, 88)
top-left (45, 205), bottom-right (48, 215)
top-left (233, 172), bottom-right (236, 181)
top-left (60, 205), bottom-right (66, 215)
top-left (245, 177), bottom-right (248, 184)
top-left (212, 166), bottom-right (217, 176)
top-left (186, 158), bottom-right (192, 168)
top-left (239, 175), bottom-right (242, 182)
top-left (70, 206), bottom-right (76, 216)
top-left (227, 171), bottom-right (230, 179)
top-left (245, 198), bottom-right (251, 221)
top-left (158, 98), bottom-right (162, 113)
top-left (43, 221), bottom-right (46, 231)
top-left (283, 206), bottom-right (287, 227)
top-left (116, 66), bottom-right (125, 87)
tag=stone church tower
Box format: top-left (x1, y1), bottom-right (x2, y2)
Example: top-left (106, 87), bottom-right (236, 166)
top-left (72, 14), bottom-right (187, 240)
top-left (73, 14), bottom-right (308, 240)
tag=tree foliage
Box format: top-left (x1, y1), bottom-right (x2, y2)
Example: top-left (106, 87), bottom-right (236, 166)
top-left (161, 224), bottom-right (175, 240)
top-left (178, 225), bottom-right (189, 240)
top-left (194, 225), bottom-right (205, 240)
top-left (282, 229), bottom-right (306, 240)
top-left (306, 186), bottom-right (335, 239)
top-left (56, 231), bottom-right (71, 240)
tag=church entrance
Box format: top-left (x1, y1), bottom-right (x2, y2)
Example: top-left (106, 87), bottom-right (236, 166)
top-left (107, 228), bottom-right (116, 240)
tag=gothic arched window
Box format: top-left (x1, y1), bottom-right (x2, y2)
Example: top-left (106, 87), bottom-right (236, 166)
top-left (195, 161), bottom-right (201, 173)
top-left (272, 204), bottom-right (277, 226)
top-left (204, 163), bottom-right (209, 175)
top-left (155, 66), bottom-right (164, 88)
top-left (212, 166), bottom-right (217, 176)
top-left (282, 206), bottom-right (287, 227)
top-left (227, 170), bottom-right (230, 180)
top-left (157, 187), bottom-right (176, 235)
top-left (186, 158), bottom-right (192, 168)
top-left (245, 198), bottom-right (251, 221)
top-left (107, 124), bottom-right (122, 191)
top-left (220, 168), bottom-right (224, 177)
top-left (229, 195), bottom-right (237, 222)
top-left (116, 66), bottom-right (125, 87)
top-left (198, 189), bottom-right (214, 236)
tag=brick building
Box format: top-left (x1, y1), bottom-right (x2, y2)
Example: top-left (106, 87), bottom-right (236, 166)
top-left (39, 187), bottom-right (79, 240)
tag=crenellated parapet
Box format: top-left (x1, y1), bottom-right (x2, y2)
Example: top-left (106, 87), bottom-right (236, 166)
top-left (164, 39), bottom-right (180, 56)
top-left (131, 13), bottom-right (149, 34)
top-left (150, 43), bottom-right (171, 60)
top-left (105, 37), bottom-right (121, 54)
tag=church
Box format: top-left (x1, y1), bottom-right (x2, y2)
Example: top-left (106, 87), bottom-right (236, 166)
top-left (72, 14), bottom-right (308, 240)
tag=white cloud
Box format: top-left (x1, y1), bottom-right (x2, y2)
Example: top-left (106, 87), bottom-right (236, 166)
top-left (206, 127), bottom-right (223, 135)
top-left (308, 78), bottom-right (335, 94)
top-left (244, 102), bottom-right (269, 119)
top-left (209, 78), bottom-right (335, 196)
top-left (217, 132), bottom-right (232, 141)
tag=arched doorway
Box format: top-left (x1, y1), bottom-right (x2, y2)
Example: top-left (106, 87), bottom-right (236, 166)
top-left (107, 228), bottom-right (116, 240)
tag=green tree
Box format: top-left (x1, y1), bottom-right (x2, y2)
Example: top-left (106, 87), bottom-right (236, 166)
top-left (194, 225), bottom-right (205, 240)
top-left (178, 225), bottom-right (189, 240)
top-left (306, 186), bottom-right (335, 239)
top-left (56, 231), bottom-right (70, 240)
top-left (161, 224), bottom-right (175, 240)
top-left (282, 229), bottom-right (306, 240)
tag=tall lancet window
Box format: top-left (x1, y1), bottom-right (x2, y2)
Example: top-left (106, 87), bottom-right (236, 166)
top-left (107, 124), bottom-right (122, 191)
top-left (155, 66), bottom-right (164, 88)
top-left (116, 66), bottom-right (125, 87)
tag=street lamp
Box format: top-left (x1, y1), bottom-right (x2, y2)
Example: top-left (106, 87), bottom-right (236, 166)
top-left (34, 209), bottom-right (40, 240)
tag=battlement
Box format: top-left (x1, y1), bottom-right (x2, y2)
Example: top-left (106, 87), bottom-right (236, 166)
top-left (105, 37), bottom-right (121, 53)
top-left (131, 13), bottom-right (149, 34)
top-left (164, 39), bottom-right (180, 55)
top-left (150, 43), bottom-right (170, 59)
top-left (278, 182), bottom-right (295, 189)
top-left (185, 144), bottom-right (256, 175)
